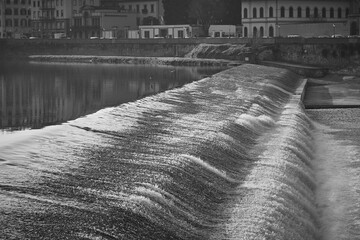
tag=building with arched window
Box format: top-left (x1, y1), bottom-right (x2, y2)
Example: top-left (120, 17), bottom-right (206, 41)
top-left (241, 0), bottom-right (355, 38)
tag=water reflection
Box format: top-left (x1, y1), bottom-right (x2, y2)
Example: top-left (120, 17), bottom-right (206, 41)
top-left (0, 62), bottom-right (225, 131)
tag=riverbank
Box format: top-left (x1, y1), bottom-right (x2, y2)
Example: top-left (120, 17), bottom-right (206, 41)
top-left (28, 55), bottom-right (241, 67)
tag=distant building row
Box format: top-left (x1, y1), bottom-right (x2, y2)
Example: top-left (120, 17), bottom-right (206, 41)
top-left (242, 0), bottom-right (360, 38)
top-left (0, 0), bottom-right (164, 39)
top-left (1, 0), bottom-right (360, 39)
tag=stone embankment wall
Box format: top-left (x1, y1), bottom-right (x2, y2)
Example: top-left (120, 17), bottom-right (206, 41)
top-left (269, 38), bottom-right (360, 68)
top-left (0, 38), bottom-right (258, 60)
top-left (1, 38), bottom-right (360, 69)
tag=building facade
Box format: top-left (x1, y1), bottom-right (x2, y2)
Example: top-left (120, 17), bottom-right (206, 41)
top-left (30, 0), bottom-right (76, 38)
top-left (1, 0), bottom-right (32, 38)
top-left (241, 0), bottom-right (353, 38)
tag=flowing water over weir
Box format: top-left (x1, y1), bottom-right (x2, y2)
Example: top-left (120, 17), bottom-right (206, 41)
top-left (0, 65), bottom-right (318, 239)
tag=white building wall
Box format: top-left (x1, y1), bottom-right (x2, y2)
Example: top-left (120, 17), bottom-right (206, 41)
top-left (242, 0), bottom-right (350, 38)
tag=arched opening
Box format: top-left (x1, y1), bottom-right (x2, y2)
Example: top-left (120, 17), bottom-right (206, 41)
top-left (338, 8), bottom-right (342, 18)
top-left (269, 7), bottom-right (273, 18)
top-left (253, 27), bottom-right (258, 38)
top-left (306, 7), bottom-right (310, 18)
top-left (330, 8), bottom-right (334, 18)
top-left (322, 7), bottom-right (326, 18)
top-left (269, 26), bottom-right (274, 37)
top-left (297, 7), bottom-right (302, 17)
top-left (350, 21), bottom-right (358, 35)
top-left (289, 7), bottom-right (294, 17)
top-left (243, 8), bottom-right (248, 18)
top-left (253, 8), bottom-right (257, 18)
top-left (314, 7), bottom-right (318, 18)
top-left (260, 7), bottom-right (264, 18)
top-left (244, 27), bottom-right (248, 37)
top-left (280, 6), bottom-right (285, 17)
top-left (260, 26), bottom-right (264, 37)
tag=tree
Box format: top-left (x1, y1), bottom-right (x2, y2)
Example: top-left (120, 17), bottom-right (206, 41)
top-left (162, 0), bottom-right (191, 24)
top-left (162, 0), bottom-right (242, 26)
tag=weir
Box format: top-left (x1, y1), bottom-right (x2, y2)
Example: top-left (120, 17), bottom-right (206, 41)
top-left (0, 64), bottom-right (319, 239)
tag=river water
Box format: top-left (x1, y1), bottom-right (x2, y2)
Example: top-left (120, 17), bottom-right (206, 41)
top-left (0, 62), bottom-right (359, 239)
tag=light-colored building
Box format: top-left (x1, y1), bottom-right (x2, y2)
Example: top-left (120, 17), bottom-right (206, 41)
top-left (137, 24), bottom-right (192, 39)
top-left (241, 0), bottom-right (353, 38)
top-left (208, 25), bottom-right (238, 38)
top-left (1, 0), bottom-right (32, 38)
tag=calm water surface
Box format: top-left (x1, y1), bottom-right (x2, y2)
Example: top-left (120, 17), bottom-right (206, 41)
top-left (0, 62), bottom-right (225, 131)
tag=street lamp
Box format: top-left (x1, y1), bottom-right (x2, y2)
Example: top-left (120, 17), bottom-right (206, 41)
top-left (277, 25), bottom-right (281, 37)
top-left (332, 24), bottom-right (336, 38)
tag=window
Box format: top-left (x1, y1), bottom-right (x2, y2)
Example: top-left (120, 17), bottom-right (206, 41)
top-left (269, 7), bottom-right (273, 17)
top-left (129, 5), bottom-right (132, 11)
top-left (144, 30), bottom-right (150, 38)
top-left (14, 0), bottom-right (18, 4)
top-left (243, 8), bottom-right (248, 18)
top-left (253, 27), bottom-right (258, 38)
top-left (14, 19), bottom-right (19, 27)
top-left (314, 7), bottom-right (318, 17)
top-left (5, 8), bottom-right (12, 15)
top-left (151, 4), bottom-right (154, 13)
top-left (244, 27), bottom-right (248, 37)
top-left (21, 0), bottom-right (26, 4)
top-left (280, 6), bottom-right (285, 17)
top-left (56, 10), bottom-right (59, 17)
top-left (330, 7), bottom-right (334, 18)
top-left (306, 7), bottom-right (310, 18)
top-left (136, 5), bottom-right (140, 13)
top-left (297, 7), bottom-right (302, 17)
top-left (260, 26), bottom-right (264, 37)
top-left (6, 19), bottom-right (12, 27)
top-left (92, 18), bottom-right (100, 26)
top-left (61, 10), bottom-right (63, 17)
top-left (20, 8), bottom-right (26, 15)
top-left (322, 7), bottom-right (326, 18)
top-left (20, 19), bottom-right (27, 27)
top-left (253, 7), bottom-right (257, 18)
top-left (73, 0), bottom-right (76, 6)
top-left (338, 8), bottom-right (342, 18)
top-left (269, 26), bottom-right (274, 37)
top-left (260, 7), bottom-right (264, 18)
top-left (346, 8), bottom-right (349, 17)
top-left (289, 7), bottom-right (293, 17)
